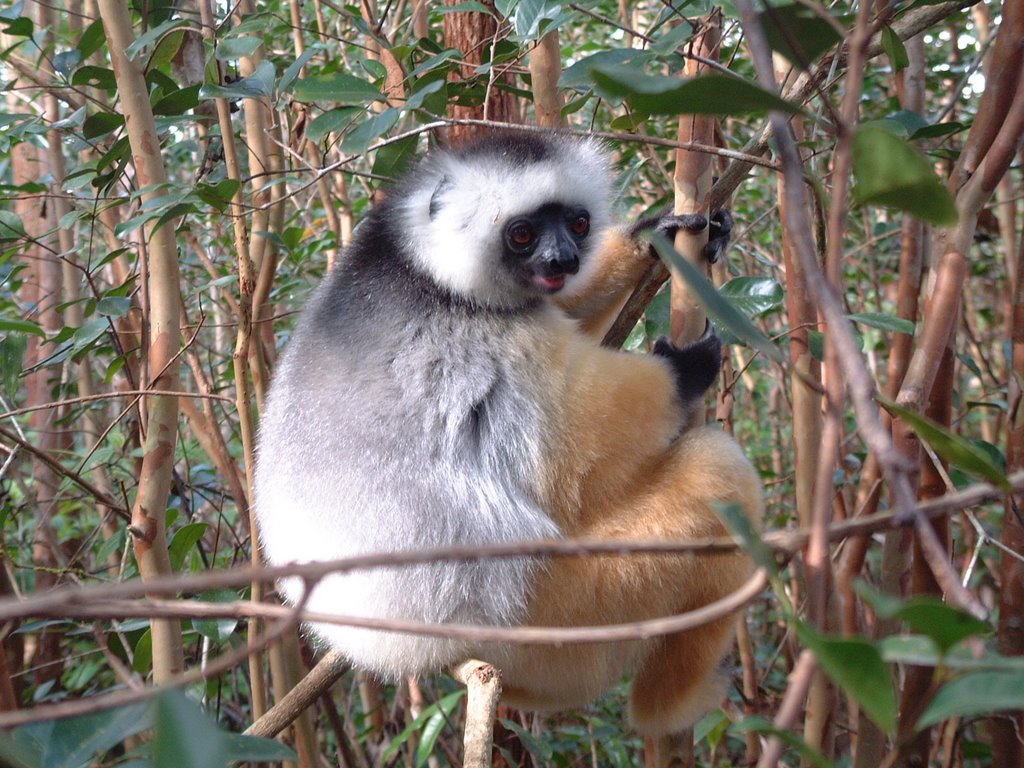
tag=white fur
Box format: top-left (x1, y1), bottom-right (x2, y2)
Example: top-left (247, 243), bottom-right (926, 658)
top-left (400, 136), bottom-right (613, 308)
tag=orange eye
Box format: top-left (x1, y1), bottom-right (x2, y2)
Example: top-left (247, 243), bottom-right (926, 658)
top-left (571, 214), bottom-right (590, 236)
top-left (509, 223), bottom-right (534, 247)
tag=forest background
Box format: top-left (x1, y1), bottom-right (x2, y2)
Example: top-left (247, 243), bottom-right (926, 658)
top-left (0, 0), bottom-right (1022, 766)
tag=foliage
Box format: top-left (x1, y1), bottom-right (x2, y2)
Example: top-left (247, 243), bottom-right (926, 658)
top-left (0, 0), bottom-right (1021, 766)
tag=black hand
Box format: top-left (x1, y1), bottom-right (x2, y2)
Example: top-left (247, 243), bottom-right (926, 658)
top-left (631, 210), bottom-right (733, 264)
top-left (652, 323), bottom-right (722, 406)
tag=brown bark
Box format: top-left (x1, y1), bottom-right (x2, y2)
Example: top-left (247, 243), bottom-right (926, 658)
top-left (442, 0), bottom-right (520, 144)
top-left (97, 0), bottom-right (186, 682)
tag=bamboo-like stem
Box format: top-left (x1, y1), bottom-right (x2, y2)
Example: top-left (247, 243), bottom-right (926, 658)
top-left (453, 660), bottom-right (502, 768)
top-left (196, 0), bottom-right (268, 721)
top-left (529, 31), bottom-right (564, 127)
top-left (97, 0), bottom-right (185, 683)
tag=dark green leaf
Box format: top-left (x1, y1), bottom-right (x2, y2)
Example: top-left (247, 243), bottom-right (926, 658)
top-left (71, 66), bottom-right (117, 91)
top-left (910, 121), bottom-right (967, 140)
top-left (381, 690), bottom-right (465, 763)
top-left (650, 234), bottom-right (784, 362)
top-left (851, 125), bottom-right (958, 225)
top-left (758, 3), bottom-right (844, 69)
top-left (76, 19), bottom-right (106, 58)
top-left (96, 296), bottom-right (131, 318)
top-left (168, 522), bottom-right (208, 571)
top-left (881, 25), bottom-right (909, 72)
top-left (291, 72), bottom-right (383, 104)
top-left (797, 624), bottom-right (897, 733)
top-left (153, 690), bottom-right (229, 768)
top-left (847, 311), bottom-right (914, 335)
top-left (1, 16), bottom-right (32, 36)
top-left (878, 395), bottom-right (1011, 490)
top-left (590, 68), bottom-right (803, 116)
top-left (918, 672), bottom-right (1024, 729)
top-left (83, 112), bottom-right (124, 140)
top-left (153, 85), bottom-right (201, 116)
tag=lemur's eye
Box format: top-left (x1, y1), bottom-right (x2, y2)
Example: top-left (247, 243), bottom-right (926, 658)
top-left (508, 222), bottom-right (535, 247)
top-left (570, 213), bottom-right (590, 237)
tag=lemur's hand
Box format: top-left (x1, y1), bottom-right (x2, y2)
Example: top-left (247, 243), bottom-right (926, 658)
top-left (631, 209), bottom-right (734, 264)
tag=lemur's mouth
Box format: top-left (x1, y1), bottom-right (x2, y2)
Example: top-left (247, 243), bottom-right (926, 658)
top-left (532, 274), bottom-right (566, 293)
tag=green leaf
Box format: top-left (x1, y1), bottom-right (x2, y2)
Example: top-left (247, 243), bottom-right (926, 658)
top-left (291, 72), bottom-right (383, 104)
top-left (279, 48), bottom-right (319, 94)
top-left (76, 19), bottom-right (106, 59)
top-left (713, 501), bottom-right (777, 576)
top-left (719, 277), bottom-right (784, 317)
top-left (373, 135), bottom-right (420, 180)
top-left (0, 211), bottom-right (27, 241)
top-left (193, 590), bottom-right (241, 642)
top-left (341, 108), bottom-right (399, 154)
top-left (123, 18), bottom-right (190, 63)
top-left (560, 49), bottom-right (650, 90)
top-left (153, 690), bottom-right (229, 768)
top-left (215, 35), bottom-right (262, 61)
top-left (195, 179), bottom-right (241, 212)
top-left (306, 107), bottom-right (360, 143)
top-left (83, 112), bottom-right (124, 140)
top-left (512, 0), bottom-right (573, 39)
top-left (882, 635), bottom-right (1024, 672)
top-left (71, 65), bottom-right (117, 91)
top-left (882, 25), bottom-right (909, 72)
top-left (222, 733), bottom-right (297, 762)
top-left (797, 624), bottom-right (897, 733)
top-left (0, 333), bottom-right (26, 400)
top-left (200, 60), bottom-right (276, 100)
top-left (847, 311), bottom-right (914, 335)
top-left (878, 395), bottom-right (1011, 490)
top-left (96, 296), bottom-right (131, 318)
top-left (168, 522), bottom-right (208, 571)
top-left (758, 3), bottom-right (844, 69)
top-left (856, 583), bottom-right (989, 653)
top-left (589, 68), bottom-right (802, 116)
top-left (917, 672), bottom-right (1024, 729)
top-left (852, 125), bottom-right (958, 226)
top-left (53, 49), bottom-right (84, 79)
top-left (731, 716), bottom-right (831, 768)
top-left (415, 709), bottom-right (447, 766)
top-left (381, 690), bottom-right (465, 763)
top-left (911, 121), bottom-right (966, 140)
top-left (650, 234), bottom-right (784, 362)
top-left (153, 84), bottom-right (201, 116)
top-left (9, 701), bottom-right (150, 768)
top-left (0, 318), bottom-right (45, 338)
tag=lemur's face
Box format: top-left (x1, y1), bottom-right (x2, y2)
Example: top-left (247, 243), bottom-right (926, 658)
top-left (502, 203), bottom-right (591, 294)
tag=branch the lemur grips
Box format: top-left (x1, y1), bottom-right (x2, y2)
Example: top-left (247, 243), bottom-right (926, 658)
top-left (254, 132), bottom-right (763, 736)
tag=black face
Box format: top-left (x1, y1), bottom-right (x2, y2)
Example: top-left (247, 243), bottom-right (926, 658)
top-left (503, 203), bottom-right (591, 294)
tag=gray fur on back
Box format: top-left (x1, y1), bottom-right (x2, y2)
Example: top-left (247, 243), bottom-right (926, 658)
top-left (254, 134), bottom-right (611, 677)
